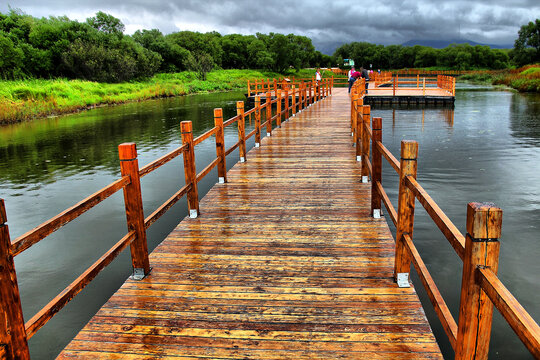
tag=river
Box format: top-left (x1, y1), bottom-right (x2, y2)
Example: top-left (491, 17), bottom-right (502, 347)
top-left (0, 85), bottom-right (538, 359)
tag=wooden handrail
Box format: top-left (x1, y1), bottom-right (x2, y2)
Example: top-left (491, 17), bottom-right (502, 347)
top-left (355, 105), bottom-right (540, 359)
top-left (24, 230), bottom-right (137, 339)
top-left (0, 78), bottom-right (328, 357)
top-left (10, 176), bottom-right (131, 256)
top-left (404, 176), bottom-right (466, 260)
top-left (402, 233), bottom-right (458, 349)
top-left (478, 267), bottom-right (540, 358)
top-left (139, 145), bottom-right (187, 178)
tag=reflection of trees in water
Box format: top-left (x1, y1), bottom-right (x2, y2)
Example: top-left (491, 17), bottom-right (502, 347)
top-left (0, 92), bottom-right (243, 184)
top-left (508, 93), bottom-right (540, 146)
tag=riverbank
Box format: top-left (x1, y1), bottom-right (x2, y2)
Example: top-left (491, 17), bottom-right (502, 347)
top-left (0, 69), bottom-right (341, 124)
top-left (459, 64), bottom-right (540, 92)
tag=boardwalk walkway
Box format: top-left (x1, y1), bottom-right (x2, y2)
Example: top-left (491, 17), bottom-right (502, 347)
top-left (58, 88), bottom-right (442, 359)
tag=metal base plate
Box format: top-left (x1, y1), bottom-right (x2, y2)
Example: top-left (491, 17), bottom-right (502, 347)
top-left (266, 133), bottom-right (271, 137)
top-left (373, 209), bottom-right (381, 219)
top-left (240, 157), bottom-right (245, 163)
top-left (189, 209), bottom-right (198, 219)
top-left (255, 143), bottom-right (260, 148)
top-left (362, 176), bottom-right (369, 183)
top-left (397, 273), bottom-right (410, 288)
top-left (218, 177), bottom-right (225, 184)
top-left (356, 155), bottom-right (361, 162)
top-left (130, 268), bottom-right (147, 281)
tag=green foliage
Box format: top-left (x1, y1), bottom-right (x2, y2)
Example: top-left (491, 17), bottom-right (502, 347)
top-left (0, 69), bottom-right (283, 123)
top-left (511, 19), bottom-right (540, 66)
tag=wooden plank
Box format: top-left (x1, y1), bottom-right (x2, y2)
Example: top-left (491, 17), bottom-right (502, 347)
top-left (59, 88), bottom-right (441, 359)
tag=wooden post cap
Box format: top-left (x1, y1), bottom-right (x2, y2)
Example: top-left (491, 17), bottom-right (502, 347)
top-left (214, 108), bottom-right (223, 117)
top-left (0, 199), bottom-right (6, 225)
top-left (466, 202), bottom-right (503, 239)
top-left (118, 143), bottom-right (137, 160)
top-left (181, 121), bottom-right (192, 132)
top-left (236, 101), bottom-right (244, 111)
top-left (373, 117), bottom-right (382, 130)
top-left (400, 140), bottom-right (418, 159)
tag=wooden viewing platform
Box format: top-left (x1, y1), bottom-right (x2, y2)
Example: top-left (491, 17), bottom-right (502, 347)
top-left (57, 88), bottom-right (442, 359)
top-left (1, 80), bottom-right (538, 360)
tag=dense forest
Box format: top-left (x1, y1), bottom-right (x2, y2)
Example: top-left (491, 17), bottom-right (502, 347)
top-left (0, 10), bottom-right (538, 83)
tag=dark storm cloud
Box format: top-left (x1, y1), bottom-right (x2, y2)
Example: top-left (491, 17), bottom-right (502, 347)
top-left (2, 0), bottom-right (539, 53)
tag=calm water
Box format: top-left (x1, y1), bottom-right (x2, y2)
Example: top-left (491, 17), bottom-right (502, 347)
top-left (0, 85), bottom-right (538, 359)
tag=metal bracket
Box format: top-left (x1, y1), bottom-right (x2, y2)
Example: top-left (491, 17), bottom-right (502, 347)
top-left (356, 155), bottom-right (361, 162)
top-left (255, 143), bottom-right (260, 148)
top-left (373, 209), bottom-right (381, 219)
top-left (266, 133), bottom-right (271, 137)
top-left (362, 176), bottom-right (369, 183)
top-left (218, 177), bottom-right (225, 184)
top-left (189, 209), bottom-right (198, 219)
top-left (240, 157), bottom-right (245, 163)
top-left (397, 273), bottom-right (410, 288)
top-left (130, 268), bottom-right (146, 281)
top-left (351, 132), bottom-right (354, 136)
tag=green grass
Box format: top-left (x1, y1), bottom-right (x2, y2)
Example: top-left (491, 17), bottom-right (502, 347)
top-left (0, 69), bottom-right (290, 124)
top-left (457, 65), bottom-right (540, 92)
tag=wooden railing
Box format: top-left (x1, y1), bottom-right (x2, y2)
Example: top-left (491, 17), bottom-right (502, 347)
top-left (247, 77), bottom-right (335, 97)
top-left (351, 74), bottom-right (455, 96)
top-left (0, 80), bottom-right (329, 360)
top-left (350, 95), bottom-right (540, 359)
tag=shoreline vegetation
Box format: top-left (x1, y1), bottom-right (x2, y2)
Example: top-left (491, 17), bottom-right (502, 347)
top-left (1, 65), bottom-right (539, 125)
top-left (459, 64), bottom-right (540, 91)
top-left (0, 69), bottom-right (341, 124)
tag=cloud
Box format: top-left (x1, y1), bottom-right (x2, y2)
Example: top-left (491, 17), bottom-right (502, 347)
top-left (2, 0), bottom-right (538, 53)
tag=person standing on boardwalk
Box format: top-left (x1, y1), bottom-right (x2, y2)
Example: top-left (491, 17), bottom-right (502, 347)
top-left (348, 67), bottom-right (356, 93)
top-left (315, 68), bottom-right (322, 94)
top-left (360, 66), bottom-right (370, 94)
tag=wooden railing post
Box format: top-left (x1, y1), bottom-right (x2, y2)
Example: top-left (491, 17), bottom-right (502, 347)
top-left (355, 97), bottom-right (364, 161)
top-left (394, 140), bottom-right (418, 287)
top-left (276, 90), bottom-right (282, 127)
top-left (214, 108), bottom-right (227, 183)
top-left (423, 78), bottom-right (426, 96)
top-left (291, 85), bottom-right (296, 116)
top-left (118, 143), bottom-right (151, 279)
top-left (371, 117), bottom-right (383, 218)
top-left (361, 105), bottom-right (371, 183)
top-left (254, 96), bottom-right (261, 147)
top-left (284, 87), bottom-right (289, 120)
top-left (351, 91), bottom-right (358, 136)
top-left (266, 91), bottom-right (272, 137)
top-left (180, 121), bottom-right (200, 218)
top-left (236, 101), bottom-right (246, 162)
top-left (393, 76), bottom-right (396, 96)
top-left (0, 200), bottom-right (30, 359)
top-left (456, 202), bottom-right (502, 360)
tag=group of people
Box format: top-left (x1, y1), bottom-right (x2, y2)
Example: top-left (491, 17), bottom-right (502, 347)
top-left (347, 66), bottom-right (370, 94)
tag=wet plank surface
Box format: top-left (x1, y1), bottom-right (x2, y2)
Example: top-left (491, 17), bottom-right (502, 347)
top-left (58, 88), bottom-right (442, 359)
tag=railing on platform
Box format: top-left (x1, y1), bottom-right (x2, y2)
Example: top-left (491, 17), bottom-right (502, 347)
top-left (350, 96), bottom-right (540, 359)
top-left (0, 80), bottom-right (331, 360)
top-left (247, 77), bottom-right (335, 97)
top-left (350, 73), bottom-right (455, 96)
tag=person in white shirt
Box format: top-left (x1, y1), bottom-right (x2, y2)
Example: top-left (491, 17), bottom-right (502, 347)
top-left (348, 67), bottom-right (356, 93)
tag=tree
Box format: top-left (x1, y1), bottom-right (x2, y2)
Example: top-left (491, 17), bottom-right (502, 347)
top-left (87, 11), bottom-right (124, 37)
top-left (186, 51), bottom-right (213, 80)
top-left (512, 19), bottom-right (540, 66)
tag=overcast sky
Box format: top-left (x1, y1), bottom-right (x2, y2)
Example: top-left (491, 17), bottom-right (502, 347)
top-left (2, 0), bottom-right (539, 53)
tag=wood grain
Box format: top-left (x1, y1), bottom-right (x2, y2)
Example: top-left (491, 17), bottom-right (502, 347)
top-left (58, 88), bottom-right (441, 360)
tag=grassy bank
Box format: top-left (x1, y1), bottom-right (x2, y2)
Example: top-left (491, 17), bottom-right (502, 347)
top-left (0, 69), bottom-right (289, 124)
top-left (459, 65), bottom-right (540, 92)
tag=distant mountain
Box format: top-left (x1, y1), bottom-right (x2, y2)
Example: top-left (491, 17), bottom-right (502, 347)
top-left (401, 38), bottom-right (512, 49)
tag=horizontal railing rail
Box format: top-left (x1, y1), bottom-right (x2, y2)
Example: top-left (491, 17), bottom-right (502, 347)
top-left (0, 79), bottom-right (330, 359)
top-left (350, 93), bottom-right (540, 359)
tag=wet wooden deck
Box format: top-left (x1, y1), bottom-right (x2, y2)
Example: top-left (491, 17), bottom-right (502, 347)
top-left (58, 88), bottom-right (442, 359)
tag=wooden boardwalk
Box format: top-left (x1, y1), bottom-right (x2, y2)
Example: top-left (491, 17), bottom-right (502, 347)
top-left (58, 88), bottom-right (442, 359)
